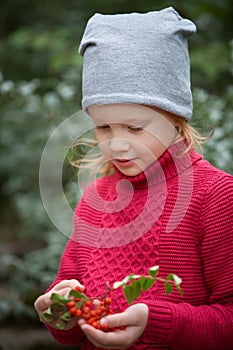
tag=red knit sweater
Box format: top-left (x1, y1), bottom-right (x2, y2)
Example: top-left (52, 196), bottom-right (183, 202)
top-left (46, 144), bottom-right (233, 349)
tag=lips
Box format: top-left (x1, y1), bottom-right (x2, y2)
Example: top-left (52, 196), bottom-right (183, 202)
top-left (113, 158), bottom-right (135, 167)
top-left (116, 159), bottom-right (131, 162)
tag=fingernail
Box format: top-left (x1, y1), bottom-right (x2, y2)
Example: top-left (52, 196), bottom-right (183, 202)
top-left (100, 317), bottom-right (109, 326)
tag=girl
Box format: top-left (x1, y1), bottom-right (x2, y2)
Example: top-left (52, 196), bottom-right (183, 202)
top-left (34, 8), bottom-right (233, 349)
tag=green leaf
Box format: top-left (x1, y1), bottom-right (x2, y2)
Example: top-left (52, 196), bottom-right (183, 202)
top-left (172, 274), bottom-right (182, 286)
top-left (69, 289), bottom-right (89, 301)
top-left (122, 274), bottom-right (134, 284)
top-left (42, 309), bottom-right (54, 323)
top-left (123, 285), bottom-right (134, 304)
top-left (131, 280), bottom-right (141, 300)
top-left (176, 285), bottom-right (184, 296)
top-left (50, 303), bottom-right (67, 319)
top-left (44, 306), bottom-right (52, 315)
top-left (50, 293), bottom-right (69, 304)
top-left (148, 265), bottom-right (159, 278)
top-left (164, 274), bottom-right (183, 295)
top-left (60, 310), bottom-right (72, 322)
top-left (164, 281), bottom-right (173, 295)
top-left (50, 303), bottom-right (66, 312)
top-left (129, 274), bottom-right (141, 280)
top-left (55, 319), bottom-right (66, 330)
top-left (75, 301), bottom-right (83, 309)
top-left (113, 281), bottom-right (124, 289)
top-left (140, 277), bottom-right (155, 291)
top-left (114, 274), bottom-right (141, 289)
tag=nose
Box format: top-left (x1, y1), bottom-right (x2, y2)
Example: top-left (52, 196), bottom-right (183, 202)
top-left (109, 138), bottom-right (130, 153)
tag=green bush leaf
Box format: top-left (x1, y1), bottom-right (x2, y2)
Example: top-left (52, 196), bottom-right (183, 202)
top-left (131, 280), bottom-right (141, 300)
top-left (176, 285), bottom-right (184, 296)
top-left (60, 310), bottom-right (72, 322)
top-left (172, 274), bottom-right (182, 286)
top-left (114, 274), bottom-right (141, 289)
top-left (148, 265), bottom-right (159, 278)
top-left (165, 274), bottom-right (183, 295)
top-left (55, 319), bottom-right (66, 330)
top-left (164, 281), bottom-right (172, 295)
top-left (42, 309), bottom-right (54, 323)
top-left (75, 301), bottom-right (83, 309)
top-left (50, 293), bottom-right (69, 304)
top-left (69, 289), bottom-right (89, 301)
top-left (122, 274), bottom-right (136, 284)
top-left (50, 303), bottom-right (66, 312)
top-left (123, 285), bottom-right (134, 304)
top-left (140, 277), bottom-right (155, 291)
top-left (113, 281), bottom-right (124, 289)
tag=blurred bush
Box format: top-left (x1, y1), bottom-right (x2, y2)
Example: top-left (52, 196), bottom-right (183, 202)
top-left (0, 24), bottom-right (84, 326)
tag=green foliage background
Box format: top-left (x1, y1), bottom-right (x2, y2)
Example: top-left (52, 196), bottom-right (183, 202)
top-left (0, 0), bottom-right (232, 341)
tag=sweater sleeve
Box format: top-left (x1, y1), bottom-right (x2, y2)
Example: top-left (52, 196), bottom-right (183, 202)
top-left (44, 232), bottom-right (86, 345)
top-left (142, 172), bottom-right (233, 350)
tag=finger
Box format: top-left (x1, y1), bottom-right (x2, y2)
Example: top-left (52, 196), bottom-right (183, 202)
top-left (79, 323), bottom-right (131, 349)
top-left (34, 294), bottom-right (51, 314)
top-left (100, 303), bottom-right (148, 329)
top-left (100, 311), bottom-right (131, 329)
top-left (34, 280), bottom-right (85, 314)
top-left (52, 279), bottom-right (85, 292)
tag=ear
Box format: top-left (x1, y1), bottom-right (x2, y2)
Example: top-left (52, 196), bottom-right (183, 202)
top-left (175, 126), bottom-right (183, 133)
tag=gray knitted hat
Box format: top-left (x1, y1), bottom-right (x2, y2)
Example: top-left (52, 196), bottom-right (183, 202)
top-left (79, 7), bottom-right (196, 119)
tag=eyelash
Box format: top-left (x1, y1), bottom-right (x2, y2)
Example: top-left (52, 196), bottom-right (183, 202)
top-left (95, 125), bottom-right (143, 132)
top-left (129, 126), bottom-right (143, 132)
top-left (96, 125), bottom-right (109, 130)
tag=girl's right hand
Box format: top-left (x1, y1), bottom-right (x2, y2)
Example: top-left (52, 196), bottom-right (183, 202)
top-left (34, 279), bottom-right (85, 330)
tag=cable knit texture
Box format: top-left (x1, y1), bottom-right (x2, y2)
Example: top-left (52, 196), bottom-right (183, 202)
top-left (46, 143), bottom-right (233, 349)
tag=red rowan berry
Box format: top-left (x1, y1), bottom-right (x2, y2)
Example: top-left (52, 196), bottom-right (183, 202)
top-left (75, 285), bottom-right (81, 292)
top-left (101, 323), bottom-right (109, 331)
top-left (83, 312), bottom-right (91, 320)
top-left (91, 310), bottom-right (97, 316)
top-left (69, 307), bottom-right (77, 316)
top-left (76, 309), bottom-right (83, 317)
top-left (92, 321), bottom-right (98, 328)
top-left (67, 301), bottom-right (75, 309)
top-left (82, 306), bottom-right (90, 314)
top-left (100, 305), bottom-right (106, 312)
top-left (95, 308), bottom-right (102, 315)
top-left (104, 297), bottom-right (112, 305)
top-left (95, 321), bottom-right (101, 330)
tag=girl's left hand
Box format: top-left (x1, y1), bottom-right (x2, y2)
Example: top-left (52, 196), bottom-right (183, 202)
top-left (77, 303), bottom-right (148, 349)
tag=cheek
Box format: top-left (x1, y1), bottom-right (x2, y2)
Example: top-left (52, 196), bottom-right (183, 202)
top-left (97, 139), bottom-right (111, 157)
top-left (138, 137), bottom-right (166, 160)
top-left (95, 132), bottom-right (107, 148)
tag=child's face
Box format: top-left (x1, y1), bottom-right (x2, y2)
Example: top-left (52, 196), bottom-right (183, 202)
top-left (88, 103), bottom-right (178, 176)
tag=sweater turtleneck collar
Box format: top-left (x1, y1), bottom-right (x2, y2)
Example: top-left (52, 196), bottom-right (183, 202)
top-left (113, 142), bottom-right (203, 189)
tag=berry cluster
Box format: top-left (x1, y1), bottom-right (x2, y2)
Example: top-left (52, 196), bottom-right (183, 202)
top-left (66, 286), bottom-right (125, 331)
top-left (42, 266), bottom-right (183, 331)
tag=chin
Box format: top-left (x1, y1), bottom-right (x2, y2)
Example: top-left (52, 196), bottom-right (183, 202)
top-left (117, 167), bottom-right (143, 177)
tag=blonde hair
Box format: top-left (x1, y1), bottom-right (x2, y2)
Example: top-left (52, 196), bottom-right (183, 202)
top-left (173, 115), bottom-right (212, 153)
top-left (69, 113), bottom-right (212, 177)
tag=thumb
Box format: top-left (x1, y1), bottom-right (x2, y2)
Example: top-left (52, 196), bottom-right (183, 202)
top-left (100, 303), bottom-right (148, 329)
top-left (100, 312), bottom-right (128, 329)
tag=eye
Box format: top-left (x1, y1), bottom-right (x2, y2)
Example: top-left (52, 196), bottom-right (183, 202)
top-left (128, 125), bottom-right (143, 132)
top-left (95, 124), bottom-right (110, 130)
